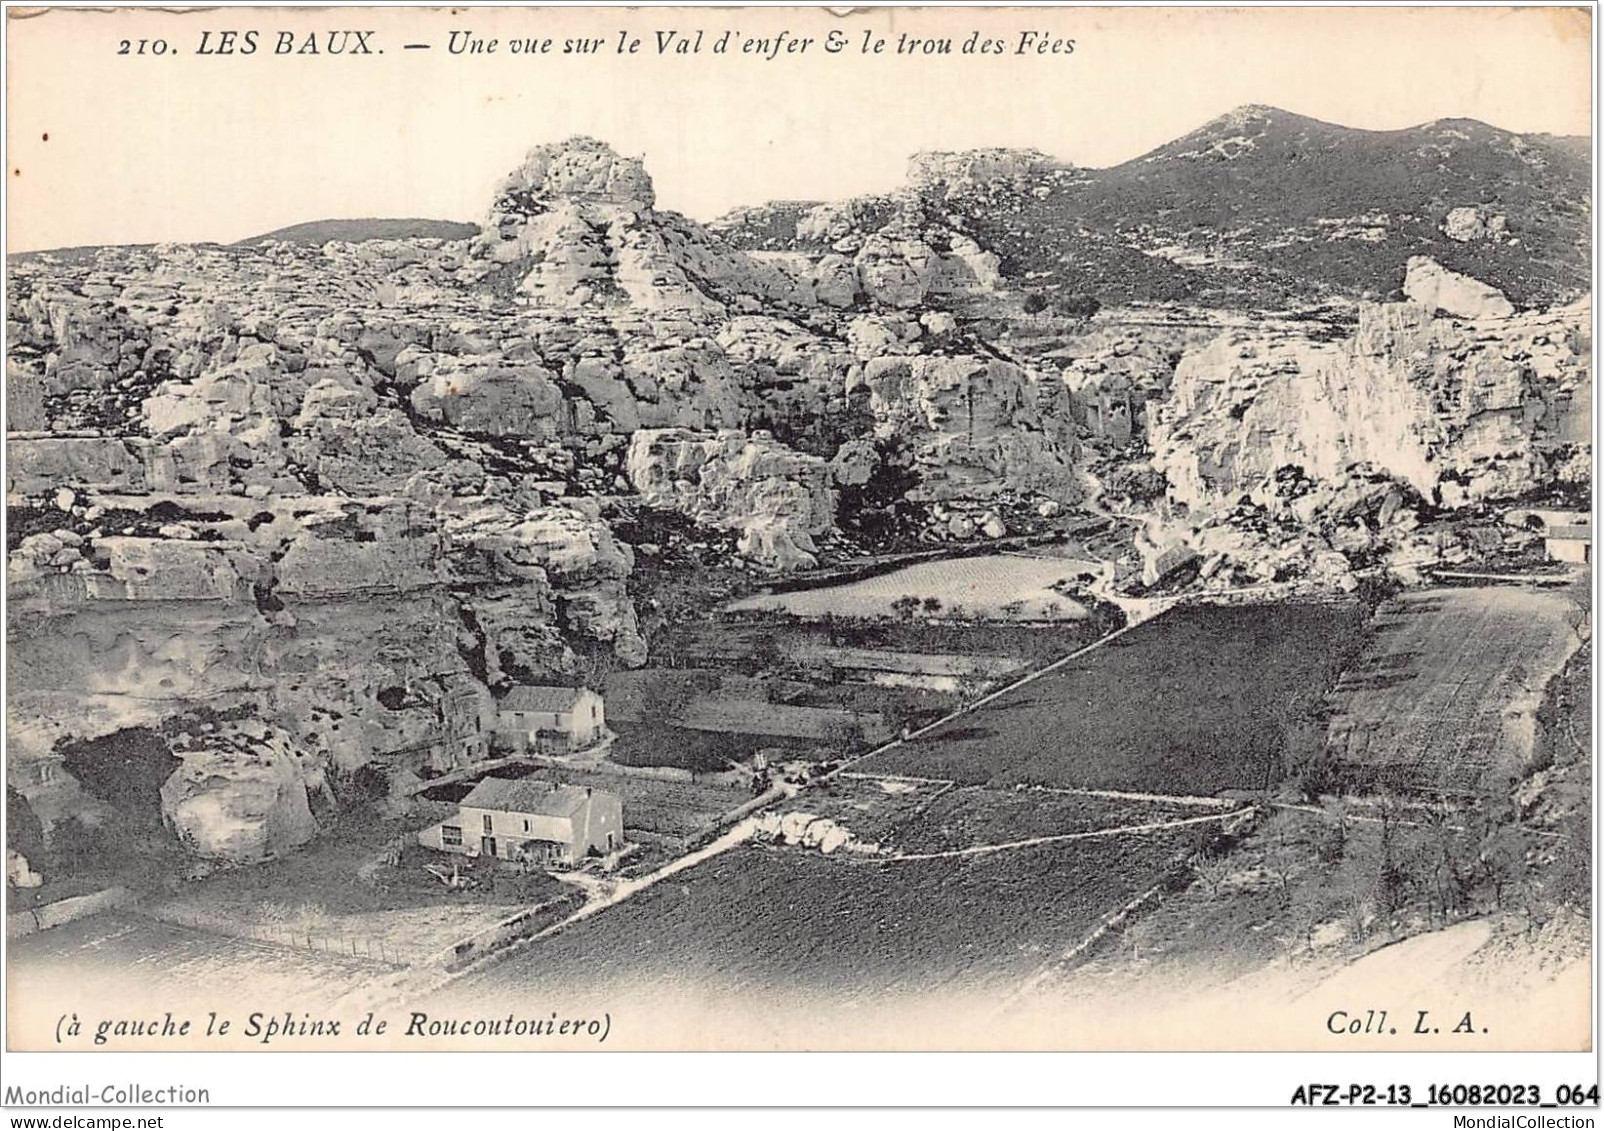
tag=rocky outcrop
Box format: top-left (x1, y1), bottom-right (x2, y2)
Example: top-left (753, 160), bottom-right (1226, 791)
top-left (468, 136), bottom-right (807, 314)
top-left (907, 148), bottom-right (1056, 195)
top-left (4, 133), bottom-right (1150, 868)
top-left (160, 718), bottom-right (320, 863)
top-left (1062, 334), bottom-right (1181, 448)
top-left (407, 356), bottom-right (567, 438)
top-left (1443, 206), bottom-right (1508, 243)
top-left (441, 501), bottom-right (647, 669)
top-left (492, 135), bottom-right (656, 212)
top-left (1150, 297), bottom-right (1588, 517)
top-left (1403, 256), bottom-right (1516, 319)
top-left (753, 810), bottom-right (880, 856)
top-left (625, 428), bottom-right (834, 570)
top-left (859, 351), bottom-right (1081, 501)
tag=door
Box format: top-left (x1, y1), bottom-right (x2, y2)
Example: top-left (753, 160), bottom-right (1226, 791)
top-left (481, 836), bottom-right (497, 857)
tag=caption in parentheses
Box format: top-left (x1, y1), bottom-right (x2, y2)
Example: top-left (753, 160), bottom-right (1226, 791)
top-left (56, 1009), bottom-right (612, 1046)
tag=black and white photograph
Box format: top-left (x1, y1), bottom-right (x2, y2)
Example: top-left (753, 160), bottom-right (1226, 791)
top-left (1, 0), bottom-right (1595, 1089)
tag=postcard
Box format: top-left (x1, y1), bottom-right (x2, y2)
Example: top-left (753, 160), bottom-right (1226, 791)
top-left (3, 3), bottom-right (1594, 1073)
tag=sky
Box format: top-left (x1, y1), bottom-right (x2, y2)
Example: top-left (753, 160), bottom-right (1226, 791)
top-left (5, 5), bottom-right (1594, 251)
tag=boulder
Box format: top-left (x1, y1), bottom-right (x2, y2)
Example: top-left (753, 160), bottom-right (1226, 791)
top-left (1403, 256), bottom-right (1515, 319)
top-left (160, 721), bottom-right (318, 864)
top-left (1443, 206), bottom-right (1507, 243)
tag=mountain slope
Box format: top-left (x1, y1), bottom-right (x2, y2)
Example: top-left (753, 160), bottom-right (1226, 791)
top-left (235, 218), bottom-right (480, 245)
top-left (714, 106), bottom-right (1591, 310)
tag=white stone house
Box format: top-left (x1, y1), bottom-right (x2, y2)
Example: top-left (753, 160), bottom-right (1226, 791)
top-left (417, 777), bottom-right (623, 866)
top-left (494, 685), bottom-right (607, 754)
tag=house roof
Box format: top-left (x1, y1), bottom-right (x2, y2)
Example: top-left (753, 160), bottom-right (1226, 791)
top-left (460, 777), bottom-right (592, 818)
top-left (1548, 525), bottom-right (1592, 541)
top-left (499, 685), bottom-right (591, 713)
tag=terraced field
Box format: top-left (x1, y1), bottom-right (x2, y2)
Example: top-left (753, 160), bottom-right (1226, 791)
top-left (859, 601), bottom-right (1368, 793)
top-left (433, 819), bottom-right (1200, 1008)
top-left (1325, 585), bottom-right (1583, 794)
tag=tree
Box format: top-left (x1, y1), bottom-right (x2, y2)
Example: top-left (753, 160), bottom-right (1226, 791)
top-left (1355, 571), bottom-right (1404, 616)
top-left (1194, 854), bottom-right (1234, 898)
top-left (954, 673), bottom-right (991, 704)
top-left (1281, 715), bottom-right (1335, 803)
top-left (1563, 566), bottom-right (1592, 641)
top-left (1124, 915), bottom-right (1161, 964)
top-left (1260, 810), bottom-right (1303, 906)
top-left (1313, 797), bottom-right (1351, 866)
top-left (1055, 292), bottom-right (1102, 320)
top-left (890, 594), bottom-right (922, 623)
top-left (1282, 883), bottom-right (1328, 959)
top-left (1022, 293), bottom-right (1048, 317)
top-left (1476, 825), bottom-right (1529, 913)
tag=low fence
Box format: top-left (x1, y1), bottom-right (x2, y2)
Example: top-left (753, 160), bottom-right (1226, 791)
top-left (433, 895), bottom-right (580, 973)
top-left (594, 760), bottom-right (694, 784)
top-left (585, 759), bottom-right (749, 789)
top-left (6, 886), bottom-right (135, 939)
top-left (139, 905), bottom-right (421, 967)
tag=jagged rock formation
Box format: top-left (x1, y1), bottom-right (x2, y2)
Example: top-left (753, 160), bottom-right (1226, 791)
top-left (7, 123), bottom-right (1591, 866)
top-left (1131, 272), bottom-right (1590, 590)
top-left (8, 136), bottom-right (1095, 862)
top-left (1149, 292), bottom-right (1589, 514)
top-left (625, 428), bottom-right (835, 571)
top-left (859, 351), bottom-right (1080, 500)
top-left (908, 148), bottom-right (1059, 194)
top-left (468, 135), bottom-right (807, 312)
top-left (1061, 333), bottom-right (1184, 448)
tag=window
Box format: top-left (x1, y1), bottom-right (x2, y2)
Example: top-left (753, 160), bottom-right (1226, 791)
top-left (482, 814), bottom-right (493, 834)
top-left (441, 825), bottom-right (463, 847)
top-left (592, 704), bottom-right (598, 720)
top-left (523, 819), bottom-right (530, 832)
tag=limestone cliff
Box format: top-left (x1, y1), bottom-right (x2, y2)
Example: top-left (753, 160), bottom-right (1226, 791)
top-left (1149, 296), bottom-right (1590, 514)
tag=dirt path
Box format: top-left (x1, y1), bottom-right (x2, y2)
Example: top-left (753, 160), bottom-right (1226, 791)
top-left (839, 770), bottom-right (1233, 810)
top-left (877, 806), bottom-right (1256, 863)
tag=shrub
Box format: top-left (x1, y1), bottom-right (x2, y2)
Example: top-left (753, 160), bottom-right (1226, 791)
top-left (1055, 292), bottom-right (1102, 320)
top-left (6, 784), bottom-right (46, 864)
